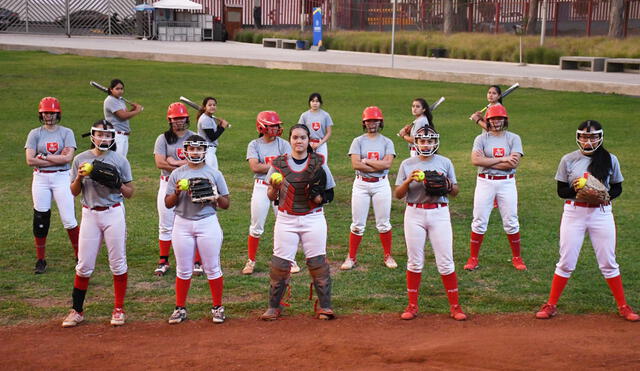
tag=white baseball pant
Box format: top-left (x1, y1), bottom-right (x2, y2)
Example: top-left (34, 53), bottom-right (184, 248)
top-left (249, 180), bottom-right (278, 237)
top-left (404, 205), bottom-right (455, 275)
top-left (556, 202), bottom-right (619, 279)
top-left (157, 177), bottom-right (175, 241)
top-left (114, 133), bottom-right (129, 158)
top-left (32, 170), bottom-right (77, 228)
top-left (172, 214), bottom-right (223, 280)
top-left (75, 205), bottom-right (127, 277)
top-left (273, 210), bottom-right (327, 262)
top-left (350, 177), bottom-right (392, 235)
top-left (471, 176), bottom-right (519, 234)
top-left (314, 142), bottom-right (328, 163)
top-left (205, 146), bottom-right (219, 170)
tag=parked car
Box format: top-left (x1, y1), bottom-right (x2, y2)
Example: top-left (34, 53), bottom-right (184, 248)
top-left (0, 8), bottom-right (20, 31)
top-left (55, 10), bottom-right (108, 29)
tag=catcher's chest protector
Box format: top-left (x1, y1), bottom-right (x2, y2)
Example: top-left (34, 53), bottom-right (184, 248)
top-left (273, 153), bottom-right (322, 214)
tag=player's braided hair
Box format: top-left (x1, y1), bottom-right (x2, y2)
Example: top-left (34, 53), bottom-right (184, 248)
top-left (580, 120), bottom-right (612, 183)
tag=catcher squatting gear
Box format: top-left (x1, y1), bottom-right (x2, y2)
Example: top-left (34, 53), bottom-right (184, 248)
top-left (422, 170), bottom-right (452, 196)
top-left (272, 153), bottom-right (329, 214)
top-left (89, 160), bottom-right (122, 189)
top-left (188, 177), bottom-right (219, 203)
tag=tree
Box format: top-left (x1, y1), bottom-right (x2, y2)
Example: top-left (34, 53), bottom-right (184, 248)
top-left (526, 0), bottom-right (540, 35)
top-left (608, 0), bottom-right (625, 38)
top-left (443, 0), bottom-right (453, 34)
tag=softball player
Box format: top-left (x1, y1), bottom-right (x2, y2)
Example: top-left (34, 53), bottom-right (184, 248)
top-left (297, 93), bottom-right (333, 162)
top-left (103, 79), bottom-right (143, 157)
top-left (25, 97), bottom-right (79, 274)
top-left (394, 126), bottom-right (466, 321)
top-left (341, 106), bottom-right (397, 270)
top-left (197, 96), bottom-right (230, 170)
top-left (260, 124), bottom-right (336, 320)
top-left (463, 105), bottom-right (527, 271)
top-left (536, 120), bottom-right (638, 322)
top-left (469, 85), bottom-right (503, 132)
top-left (397, 98), bottom-right (434, 157)
top-left (242, 111), bottom-right (293, 275)
top-left (153, 103), bottom-right (196, 276)
top-left (165, 135), bottom-right (230, 324)
top-left (62, 120), bottom-right (134, 327)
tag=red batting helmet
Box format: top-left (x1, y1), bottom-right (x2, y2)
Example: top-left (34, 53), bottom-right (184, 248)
top-left (256, 111), bottom-right (283, 137)
top-left (485, 105), bottom-right (508, 120)
top-left (362, 106), bottom-right (384, 122)
top-left (39, 97), bottom-right (61, 113)
top-left (167, 102), bottom-right (189, 119)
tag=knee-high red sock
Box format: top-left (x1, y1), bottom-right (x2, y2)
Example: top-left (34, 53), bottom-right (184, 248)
top-left (469, 232), bottom-right (484, 259)
top-left (380, 231), bottom-right (392, 257)
top-left (176, 277), bottom-right (191, 307)
top-left (606, 275), bottom-right (628, 307)
top-left (247, 235), bottom-right (260, 261)
top-left (158, 240), bottom-right (171, 260)
top-left (547, 274), bottom-right (569, 305)
top-left (507, 232), bottom-right (521, 257)
top-left (406, 270), bottom-right (422, 306)
top-left (349, 232), bottom-right (363, 260)
top-left (66, 226), bottom-right (79, 257)
top-left (74, 274), bottom-right (90, 290)
top-left (113, 273), bottom-right (127, 309)
top-left (35, 237), bottom-right (46, 259)
top-left (440, 272), bottom-right (460, 306)
top-left (208, 276), bottom-right (224, 307)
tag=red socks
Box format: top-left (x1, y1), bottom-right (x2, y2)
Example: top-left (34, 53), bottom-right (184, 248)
top-left (606, 275), bottom-right (628, 307)
top-left (547, 274), bottom-right (569, 305)
top-left (113, 273), bottom-right (128, 309)
top-left (440, 272), bottom-right (460, 306)
top-left (380, 231), bottom-right (392, 257)
top-left (247, 235), bottom-right (260, 261)
top-left (176, 277), bottom-right (191, 307)
top-left (406, 270), bottom-right (422, 306)
top-left (208, 276), bottom-right (224, 307)
top-left (507, 232), bottom-right (522, 257)
top-left (35, 237), bottom-right (46, 259)
top-left (469, 232), bottom-right (484, 259)
top-left (348, 232), bottom-right (363, 260)
top-left (74, 274), bottom-right (90, 290)
top-left (159, 240), bottom-right (171, 258)
top-left (66, 226), bottom-right (79, 257)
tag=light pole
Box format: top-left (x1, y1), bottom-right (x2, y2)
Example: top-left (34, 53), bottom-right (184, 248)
top-left (390, 0), bottom-right (397, 68)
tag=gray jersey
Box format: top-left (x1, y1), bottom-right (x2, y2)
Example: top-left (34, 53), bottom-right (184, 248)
top-left (166, 165), bottom-right (229, 220)
top-left (408, 116), bottom-right (431, 150)
top-left (104, 95), bottom-right (129, 133)
top-left (153, 130), bottom-right (195, 177)
top-left (472, 131), bottom-right (523, 176)
top-left (555, 150), bottom-right (623, 200)
top-left (298, 109), bottom-right (334, 141)
top-left (396, 154), bottom-right (457, 204)
top-left (71, 150), bottom-right (133, 208)
top-left (25, 125), bottom-right (76, 171)
top-left (348, 134), bottom-right (396, 178)
top-left (197, 114), bottom-right (219, 147)
top-left (246, 137), bottom-right (292, 180)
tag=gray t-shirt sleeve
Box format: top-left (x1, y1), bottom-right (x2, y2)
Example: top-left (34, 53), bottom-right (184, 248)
top-left (246, 140), bottom-right (258, 160)
top-left (385, 137), bottom-right (396, 157)
top-left (347, 137), bottom-right (360, 156)
top-left (117, 153), bottom-right (133, 183)
top-left (63, 128), bottom-right (77, 149)
top-left (214, 170), bottom-right (229, 196)
top-left (472, 134), bottom-right (483, 152)
top-left (154, 134), bottom-right (168, 156)
top-left (25, 129), bottom-right (38, 150)
top-left (610, 154), bottom-right (623, 184)
top-left (555, 155), bottom-right (569, 182)
top-left (446, 158), bottom-right (457, 184)
top-left (511, 133), bottom-right (524, 156)
top-left (324, 111), bottom-right (334, 127)
top-left (395, 160), bottom-right (408, 186)
top-left (322, 163), bottom-right (336, 189)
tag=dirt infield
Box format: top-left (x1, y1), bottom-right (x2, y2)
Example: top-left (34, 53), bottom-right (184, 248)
top-left (1, 313), bottom-right (638, 370)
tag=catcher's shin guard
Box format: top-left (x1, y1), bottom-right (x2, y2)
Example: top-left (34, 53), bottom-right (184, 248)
top-left (268, 256), bottom-right (291, 309)
top-left (307, 255), bottom-right (332, 310)
top-left (33, 209), bottom-right (51, 238)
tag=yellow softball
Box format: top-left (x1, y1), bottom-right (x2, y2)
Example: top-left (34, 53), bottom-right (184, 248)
top-left (416, 171), bottom-right (425, 181)
top-left (576, 177), bottom-right (587, 189)
top-left (178, 178), bottom-right (190, 191)
top-left (270, 172), bottom-right (283, 185)
top-left (81, 162), bottom-right (93, 175)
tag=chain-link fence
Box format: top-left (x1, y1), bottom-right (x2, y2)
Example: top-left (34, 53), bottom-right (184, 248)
top-left (0, 0), bottom-right (139, 36)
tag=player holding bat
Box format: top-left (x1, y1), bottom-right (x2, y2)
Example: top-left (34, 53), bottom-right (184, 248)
top-left (196, 97), bottom-right (230, 170)
top-left (99, 79), bottom-right (143, 157)
top-left (470, 84), bottom-right (519, 131)
top-left (398, 98), bottom-right (440, 157)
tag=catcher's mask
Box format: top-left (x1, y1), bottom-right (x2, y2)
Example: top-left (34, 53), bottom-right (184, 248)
top-left (91, 120), bottom-right (116, 151)
top-left (183, 135), bottom-right (208, 163)
top-left (256, 111), bottom-right (283, 137)
top-left (38, 97), bottom-right (61, 126)
top-left (576, 121), bottom-right (603, 154)
top-left (414, 127), bottom-right (439, 156)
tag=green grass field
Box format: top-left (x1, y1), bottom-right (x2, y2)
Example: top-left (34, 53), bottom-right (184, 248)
top-left (1, 50), bottom-right (638, 324)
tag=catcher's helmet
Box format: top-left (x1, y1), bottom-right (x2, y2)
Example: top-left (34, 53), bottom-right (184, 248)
top-left (414, 126), bottom-right (439, 156)
top-left (38, 97), bottom-right (61, 125)
top-left (183, 134), bottom-right (209, 163)
top-left (90, 120), bottom-right (116, 151)
top-left (576, 120), bottom-right (603, 154)
top-left (256, 111), bottom-right (283, 137)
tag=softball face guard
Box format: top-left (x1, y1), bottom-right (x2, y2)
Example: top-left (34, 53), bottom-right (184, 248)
top-left (90, 126), bottom-right (116, 151)
top-left (414, 131), bottom-right (440, 156)
top-left (183, 140), bottom-right (209, 163)
top-left (576, 128), bottom-right (603, 154)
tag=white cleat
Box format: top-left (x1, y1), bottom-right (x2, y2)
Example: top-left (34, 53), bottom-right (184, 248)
top-left (110, 308), bottom-right (126, 326)
top-left (62, 309), bottom-right (84, 328)
top-left (384, 255), bottom-right (398, 269)
top-left (340, 257), bottom-right (356, 270)
top-left (242, 259), bottom-right (256, 275)
top-left (290, 260), bottom-right (301, 274)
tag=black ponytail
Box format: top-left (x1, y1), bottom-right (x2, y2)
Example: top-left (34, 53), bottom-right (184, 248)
top-left (413, 98), bottom-right (435, 129)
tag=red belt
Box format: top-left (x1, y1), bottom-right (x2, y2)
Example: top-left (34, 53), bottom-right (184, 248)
top-left (310, 139), bottom-right (321, 143)
top-left (161, 175), bottom-right (169, 181)
top-left (83, 202), bottom-right (121, 211)
top-left (255, 179), bottom-right (269, 185)
top-left (566, 200), bottom-right (610, 208)
top-left (357, 175), bottom-right (386, 183)
top-left (34, 168), bottom-right (67, 173)
top-left (408, 203), bottom-right (448, 209)
top-left (278, 207), bottom-right (322, 215)
top-left (116, 131), bottom-right (130, 136)
top-left (478, 173), bottom-right (514, 180)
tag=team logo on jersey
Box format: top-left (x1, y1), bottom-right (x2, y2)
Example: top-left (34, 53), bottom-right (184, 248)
top-left (367, 152), bottom-right (380, 160)
top-left (176, 148), bottom-right (186, 160)
top-left (46, 142), bottom-right (59, 153)
top-left (312, 122), bottom-right (321, 131)
top-left (265, 156), bottom-right (277, 164)
top-left (493, 148), bottom-right (505, 157)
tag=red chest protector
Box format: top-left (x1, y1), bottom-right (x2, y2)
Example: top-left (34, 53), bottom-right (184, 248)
top-left (272, 153), bottom-right (323, 215)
